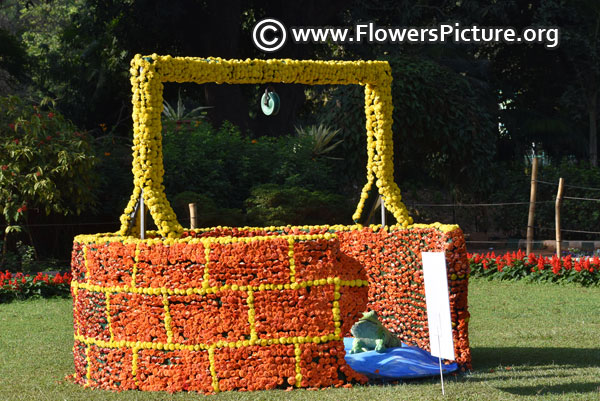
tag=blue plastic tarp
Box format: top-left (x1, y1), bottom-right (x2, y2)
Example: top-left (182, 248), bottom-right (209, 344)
top-left (343, 337), bottom-right (459, 380)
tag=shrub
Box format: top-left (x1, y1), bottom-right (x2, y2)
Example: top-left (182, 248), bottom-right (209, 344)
top-left (161, 120), bottom-right (345, 220)
top-left (0, 96), bottom-right (96, 223)
top-left (244, 184), bottom-right (352, 226)
top-left (0, 95), bottom-right (97, 266)
top-left (171, 191), bottom-right (245, 228)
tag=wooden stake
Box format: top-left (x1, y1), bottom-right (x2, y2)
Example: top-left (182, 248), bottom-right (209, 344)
top-left (555, 178), bottom-right (564, 257)
top-left (526, 157), bottom-right (539, 255)
top-left (189, 203), bottom-right (197, 230)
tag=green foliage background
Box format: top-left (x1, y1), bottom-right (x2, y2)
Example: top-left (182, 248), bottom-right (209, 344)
top-left (307, 55), bottom-right (496, 192)
top-left (161, 121), bottom-right (351, 229)
top-left (1, 0), bottom-right (600, 261)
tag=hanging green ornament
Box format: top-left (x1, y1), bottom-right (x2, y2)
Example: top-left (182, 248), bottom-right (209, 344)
top-left (261, 87), bottom-right (280, 116)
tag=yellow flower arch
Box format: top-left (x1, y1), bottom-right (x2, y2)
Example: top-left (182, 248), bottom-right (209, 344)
top-left (119, 54), bottom-right (413, 238)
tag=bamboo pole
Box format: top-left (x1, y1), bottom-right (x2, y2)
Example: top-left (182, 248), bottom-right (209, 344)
top-left (555, 178), bottom-right (564, 257)
top-left (526, 157), bottom-right (539, 255)
top-left (189, 203), bottom-right (197, 230)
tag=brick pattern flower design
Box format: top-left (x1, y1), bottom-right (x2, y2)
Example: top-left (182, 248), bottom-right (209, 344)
top-left (71, 224), bottom-right (471, 393)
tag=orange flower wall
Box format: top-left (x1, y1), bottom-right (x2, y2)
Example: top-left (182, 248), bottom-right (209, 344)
top-left (71, 229), bottom-right (369, 393)
top-left (71, 224), bottom-right (470, 393)
top-left (336, 225), bottom-right (471, 369)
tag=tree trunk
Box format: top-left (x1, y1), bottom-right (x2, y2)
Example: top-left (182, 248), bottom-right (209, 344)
top-left (589, 91), bottom-right (598, 167)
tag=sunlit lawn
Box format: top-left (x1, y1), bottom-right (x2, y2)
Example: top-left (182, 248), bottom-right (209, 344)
top-left (1, 278), bottom-right (599, 400)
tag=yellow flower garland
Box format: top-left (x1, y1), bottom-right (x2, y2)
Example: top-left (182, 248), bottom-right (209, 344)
top-left (119, 54), bottom-right (413, 238)
top-left (72, 53), bottom-right (474, 390)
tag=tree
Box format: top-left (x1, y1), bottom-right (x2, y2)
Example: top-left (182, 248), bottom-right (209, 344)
top-left (0, 96), bottom-right (96, 264)
top-left (311, 55), bottom-right (497, 194)
top-left (455, 0), bottom-right (599, 164)
top-left (0, 28), bottom-right (27, 96)
top-left (4, 0), bottom-right (348, 136)
top-left (535, 0), bottom-right (600, 166)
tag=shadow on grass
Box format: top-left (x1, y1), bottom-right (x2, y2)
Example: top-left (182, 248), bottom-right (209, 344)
top-left (498, 382), bottom-right (600, 396)
top-left (469, 347), bottom-right (600, 396)
top-left (359, 347), bottom-right (600, 396)
top-left (472, 347), bottom-right (600, 370)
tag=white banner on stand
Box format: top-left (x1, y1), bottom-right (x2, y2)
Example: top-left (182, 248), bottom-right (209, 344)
top-left (421, 252), bottom-right (455, 361)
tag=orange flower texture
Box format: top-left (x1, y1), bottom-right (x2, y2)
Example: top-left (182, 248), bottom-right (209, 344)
top-left (70, 225), bottom-right (470, 394)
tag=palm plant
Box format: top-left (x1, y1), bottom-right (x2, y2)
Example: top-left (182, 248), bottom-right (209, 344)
top-left (295, 123), bottom-right (344, 160)
top-left (162, 89), bottom-right (211, 122)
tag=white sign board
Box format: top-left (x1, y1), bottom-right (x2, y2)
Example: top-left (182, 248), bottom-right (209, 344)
top-left (421, 252), bottom-right (455, 361)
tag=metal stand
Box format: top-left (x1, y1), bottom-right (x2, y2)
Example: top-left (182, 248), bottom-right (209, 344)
top-left (124, 188), bottom-right (145, 239)
top-left (381, 197), bottom-right (386, 227)
top-left (139, 188), bottom-right (145, 239)
top-left (437, 313), bottom-right (445, 396)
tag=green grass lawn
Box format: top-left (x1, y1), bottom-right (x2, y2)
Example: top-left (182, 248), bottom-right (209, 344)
top-left (1, 278), bottom-right (599, 400)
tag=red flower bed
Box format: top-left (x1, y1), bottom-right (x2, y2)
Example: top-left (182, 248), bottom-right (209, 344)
top-left (0, 270), bottom-right (71, 302)
top-left (469, 250), bottom-right (600, 286)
